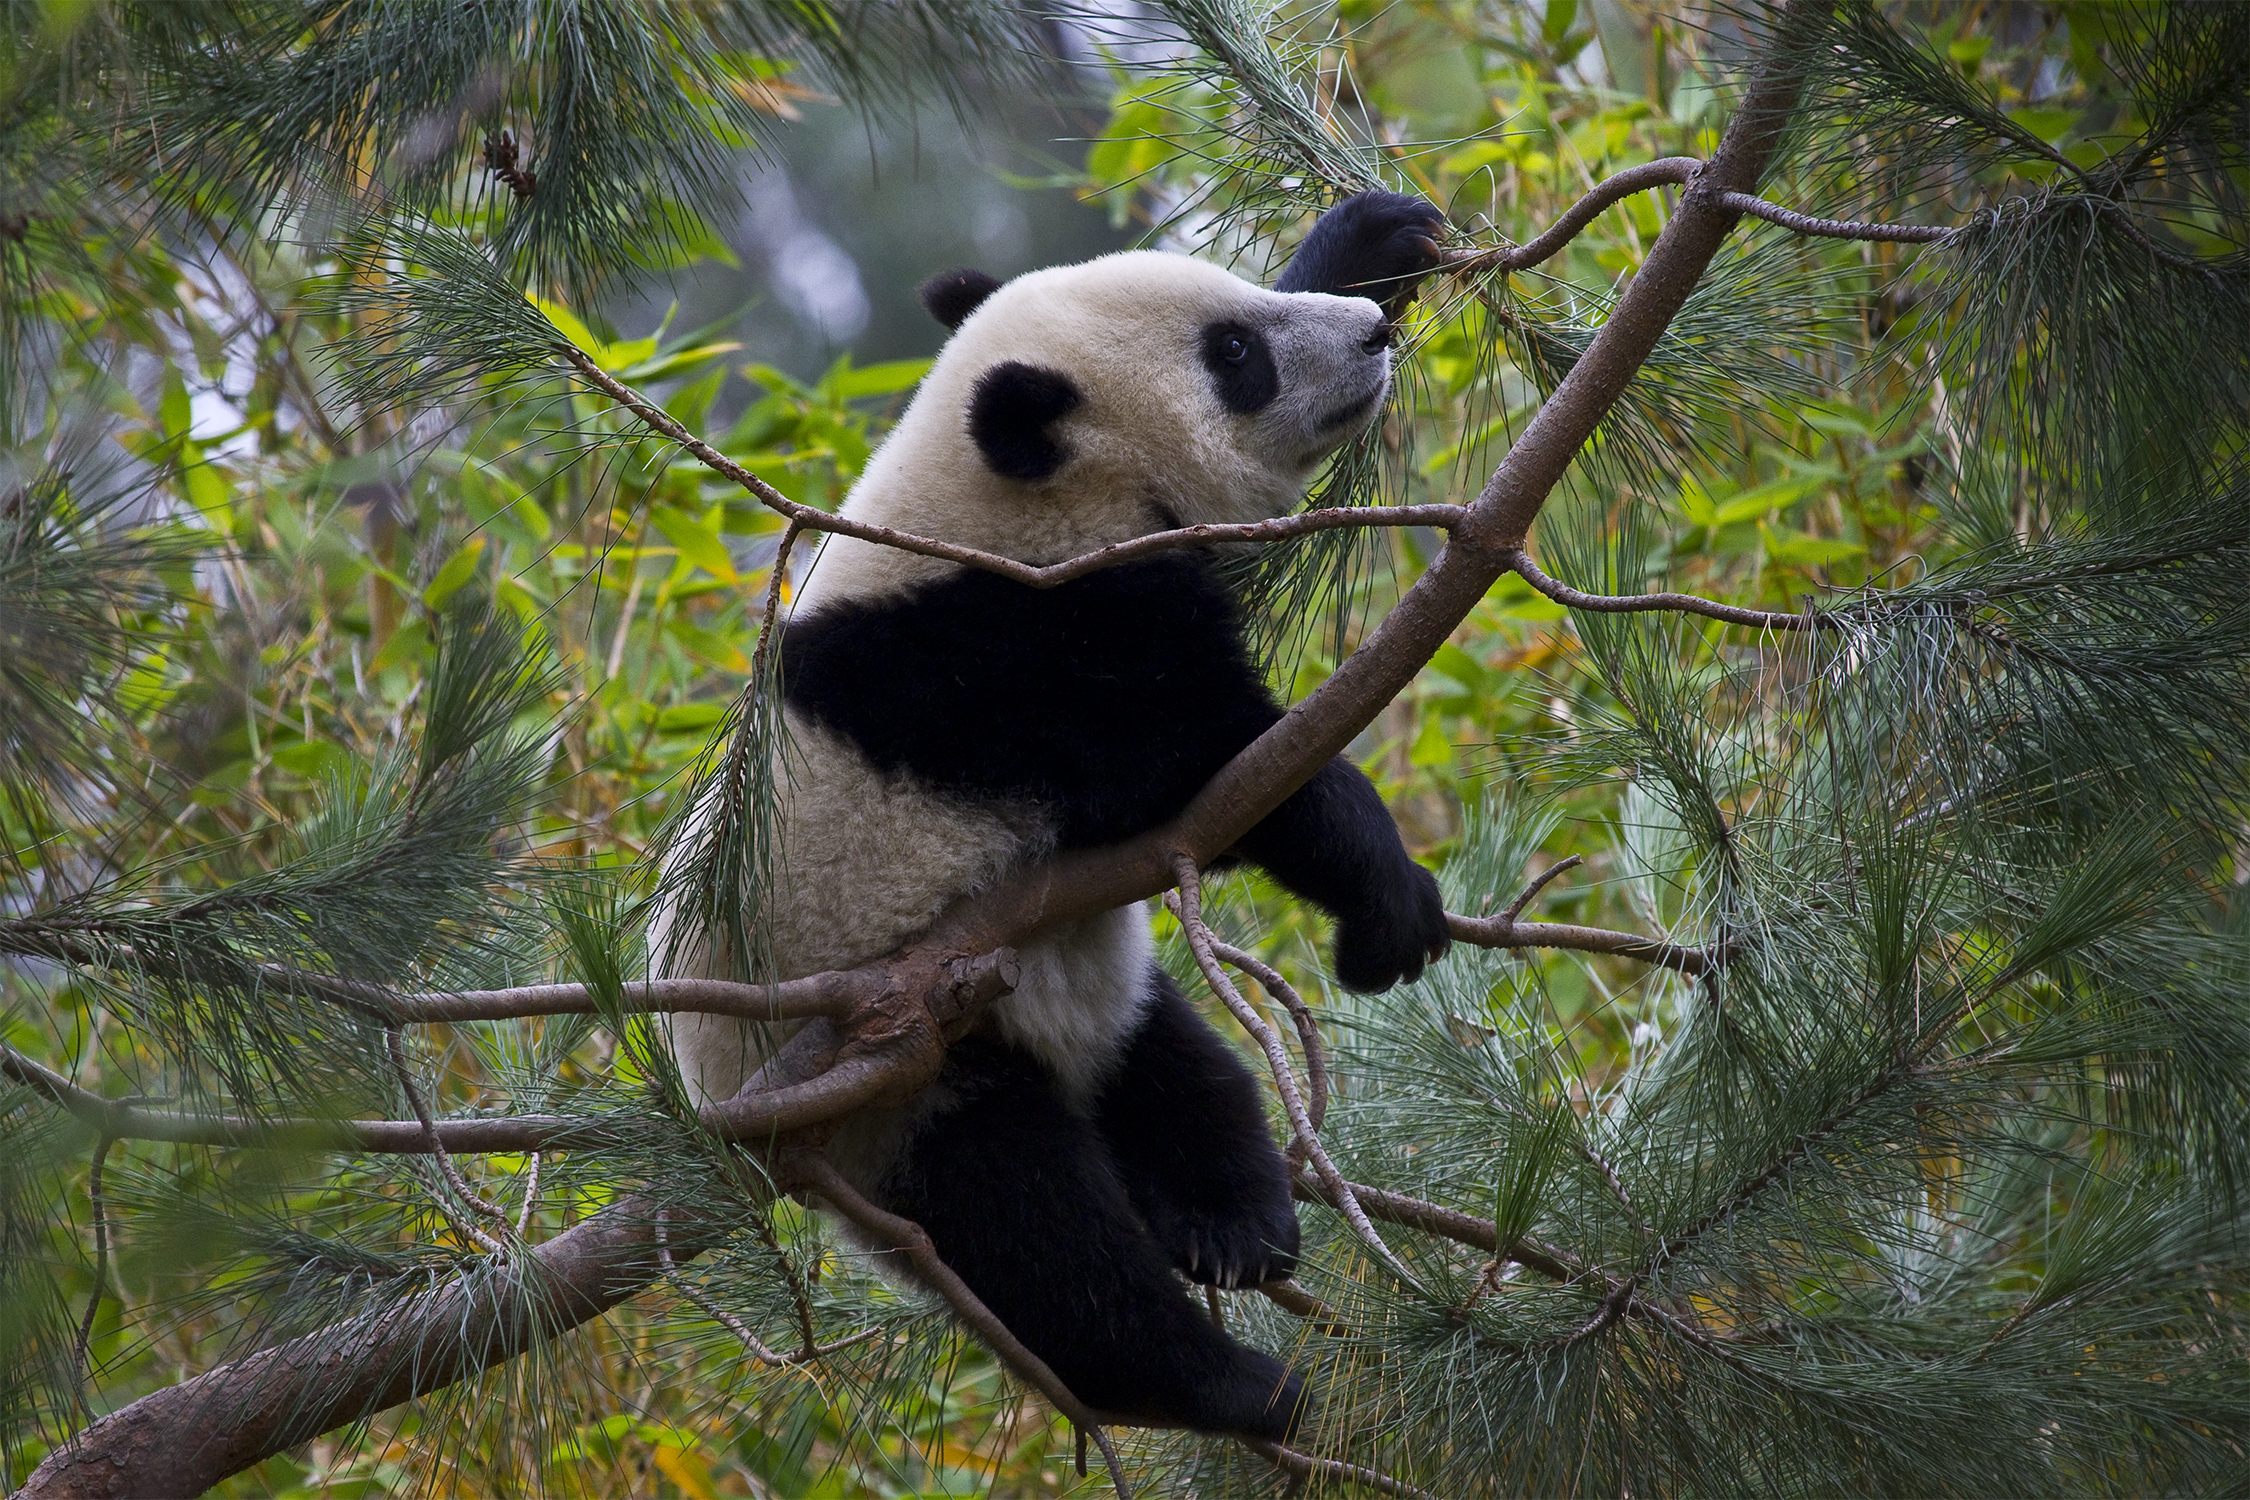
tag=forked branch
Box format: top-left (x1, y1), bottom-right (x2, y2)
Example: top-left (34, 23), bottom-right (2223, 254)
top-left (1169, 858), bottom-right (1415, 1286)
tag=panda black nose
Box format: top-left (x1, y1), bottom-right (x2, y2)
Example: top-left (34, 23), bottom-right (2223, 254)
top-left (1360, 320), bottom-right (1394, 356)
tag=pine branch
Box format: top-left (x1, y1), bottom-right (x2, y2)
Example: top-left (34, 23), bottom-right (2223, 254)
top-left (23, 13), bottom-right (1824, 1486)
top-left (1170, 858), bottom-right (1413, 1285)
top-left (1711, 191), bottom-right (1953, 244)
top-left (792, 1153), bottom-right (1135, 1498)
top-left (269, 968), bottom-right (869, 1025)
top-left (1507, 549), bottom-right (1835, 633)
top-left (566, 344), bottom-right (1461, 584)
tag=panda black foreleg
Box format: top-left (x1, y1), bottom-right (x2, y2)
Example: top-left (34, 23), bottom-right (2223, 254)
top-left (1095, 969), bottom-right (1300, 1290)
top-left (877, 1036), bottom-right (1307, 1442)
top-left (1231, 754), bottom-right (1452, 993)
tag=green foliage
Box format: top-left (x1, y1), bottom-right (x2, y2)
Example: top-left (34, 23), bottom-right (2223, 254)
top-left (6, 0), bottom-right (2250, 1496)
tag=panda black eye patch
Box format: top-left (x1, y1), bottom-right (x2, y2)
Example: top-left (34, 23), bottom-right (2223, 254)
top-left (968, 360), bottom-right (1082, 482)
top-left (1199, 320), bottom-right (1278, 414)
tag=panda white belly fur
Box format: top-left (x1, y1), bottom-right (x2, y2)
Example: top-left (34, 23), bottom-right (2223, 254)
top-left (667, 708), bottom-right (1154, 1118)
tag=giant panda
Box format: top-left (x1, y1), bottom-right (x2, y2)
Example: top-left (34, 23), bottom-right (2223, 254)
top-left (668, 192), bottom-right (1453, 1443)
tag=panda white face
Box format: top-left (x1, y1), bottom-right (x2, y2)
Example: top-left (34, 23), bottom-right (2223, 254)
top-left (949, 251), bottom-right (1393, 522)
top-left (797, 250), bottom-right (1395, 606)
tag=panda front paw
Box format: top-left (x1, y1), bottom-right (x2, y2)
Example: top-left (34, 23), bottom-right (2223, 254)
top-left (1333, 859), bottom-right (1452, 993)
top-left (1163, 1202), bottom-right (1301, 1290)
top-left (1275, 191), bottom-right (1448, 318)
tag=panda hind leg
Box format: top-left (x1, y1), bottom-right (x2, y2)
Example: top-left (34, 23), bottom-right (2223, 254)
top-left (876, 1037), bottom-right (1307, 1443)
top-left (1095, 968), bottom-right (1302, 1290)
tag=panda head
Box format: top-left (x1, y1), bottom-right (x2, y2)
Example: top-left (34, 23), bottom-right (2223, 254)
top-left (928, 249), bottom-right (1397, 514)
top-left (821, 193), bottom-right (1444, 582)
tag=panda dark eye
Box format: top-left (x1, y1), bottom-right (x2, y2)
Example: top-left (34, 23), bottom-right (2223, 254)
top-left (1200, 319), bottom-right (1277, 413)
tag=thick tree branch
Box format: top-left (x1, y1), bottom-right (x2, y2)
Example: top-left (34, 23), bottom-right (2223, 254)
top-left (16, 1195), bottom-right (733, 1500)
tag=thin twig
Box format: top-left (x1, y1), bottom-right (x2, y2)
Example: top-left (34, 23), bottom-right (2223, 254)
top-left (72, 1135), bottom-right (117, 1383)
top-left (1712, 191), bottom-right (1953, 243)
top-left (1209, 937), bottom-right (1327, 1164)
top-left (513, 1152), bottom-right (541, 1239)
top-left (1496, 853), bottom-right (1583, 924)
top-left (565, 344), bottom-right (1457, 589)
top-left (1547, 1277), bottom-right (1638, 1350)
top-left (756, 1214), bottom-right (825, 1363)
top-left (1446, 909), bottom-right (1731, 976)
top-left (749, 520), bottom-right (801, 689)
top-left (384, 1029), bottom-right (511, 1255)
top-left (1169, 858), bottom-right (1415, 1287)
top-left (1457, 850), bottom-right (1732, 976)
top-left (1292, 1173), bottom-right (1584, 1284)
top-left (655, 1213), bottom-right (877, 1369)
top-left (1206, 1285), bottom-right (1225, 1330)
top-left (1446, 157), bottom-right (1702, 275)
top-left (267, 968), bottom-right (866, 1025)
top-left (1510, 548), bottom-right (1836, 632)
top-left (1260, 1279), bottom-right (1350, 1337)
top-left (1243, 1440), bottom-right (1441, 1500)
top-left (1574, 1134), bottom-right (1647, 1242)
top-left (793, 1154), bottom-right (1133, 1498)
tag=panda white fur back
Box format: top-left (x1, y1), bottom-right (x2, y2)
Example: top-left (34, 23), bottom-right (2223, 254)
top-left (663, 193), bottom-right (1455, 1442)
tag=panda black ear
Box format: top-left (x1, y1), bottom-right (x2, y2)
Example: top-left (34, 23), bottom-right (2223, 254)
top-left (968, 361), bottom-right (1081, 482)
top-left (919, 267), bottom-right (1004, 331)
top-left (1274, 191), bottom-right (1446, 319)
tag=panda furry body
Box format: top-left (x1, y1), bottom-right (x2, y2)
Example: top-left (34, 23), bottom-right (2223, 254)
top-left (669, 193), bottom-right (1451, 1442)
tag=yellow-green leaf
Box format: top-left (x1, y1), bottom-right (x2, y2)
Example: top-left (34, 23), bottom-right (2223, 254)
top-left (650, 507), bottom-right (738, 583)
top-left (1763, 526), bottom-right (1866, 568)
top-left (423, 537), bottom-right (487, 608)
top-left (825, 358), bottom-right (931, 400)
top-left (367, 616), bottom-right (430, 676)
top-left (1410, 711), bottom-right (1455, 769)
